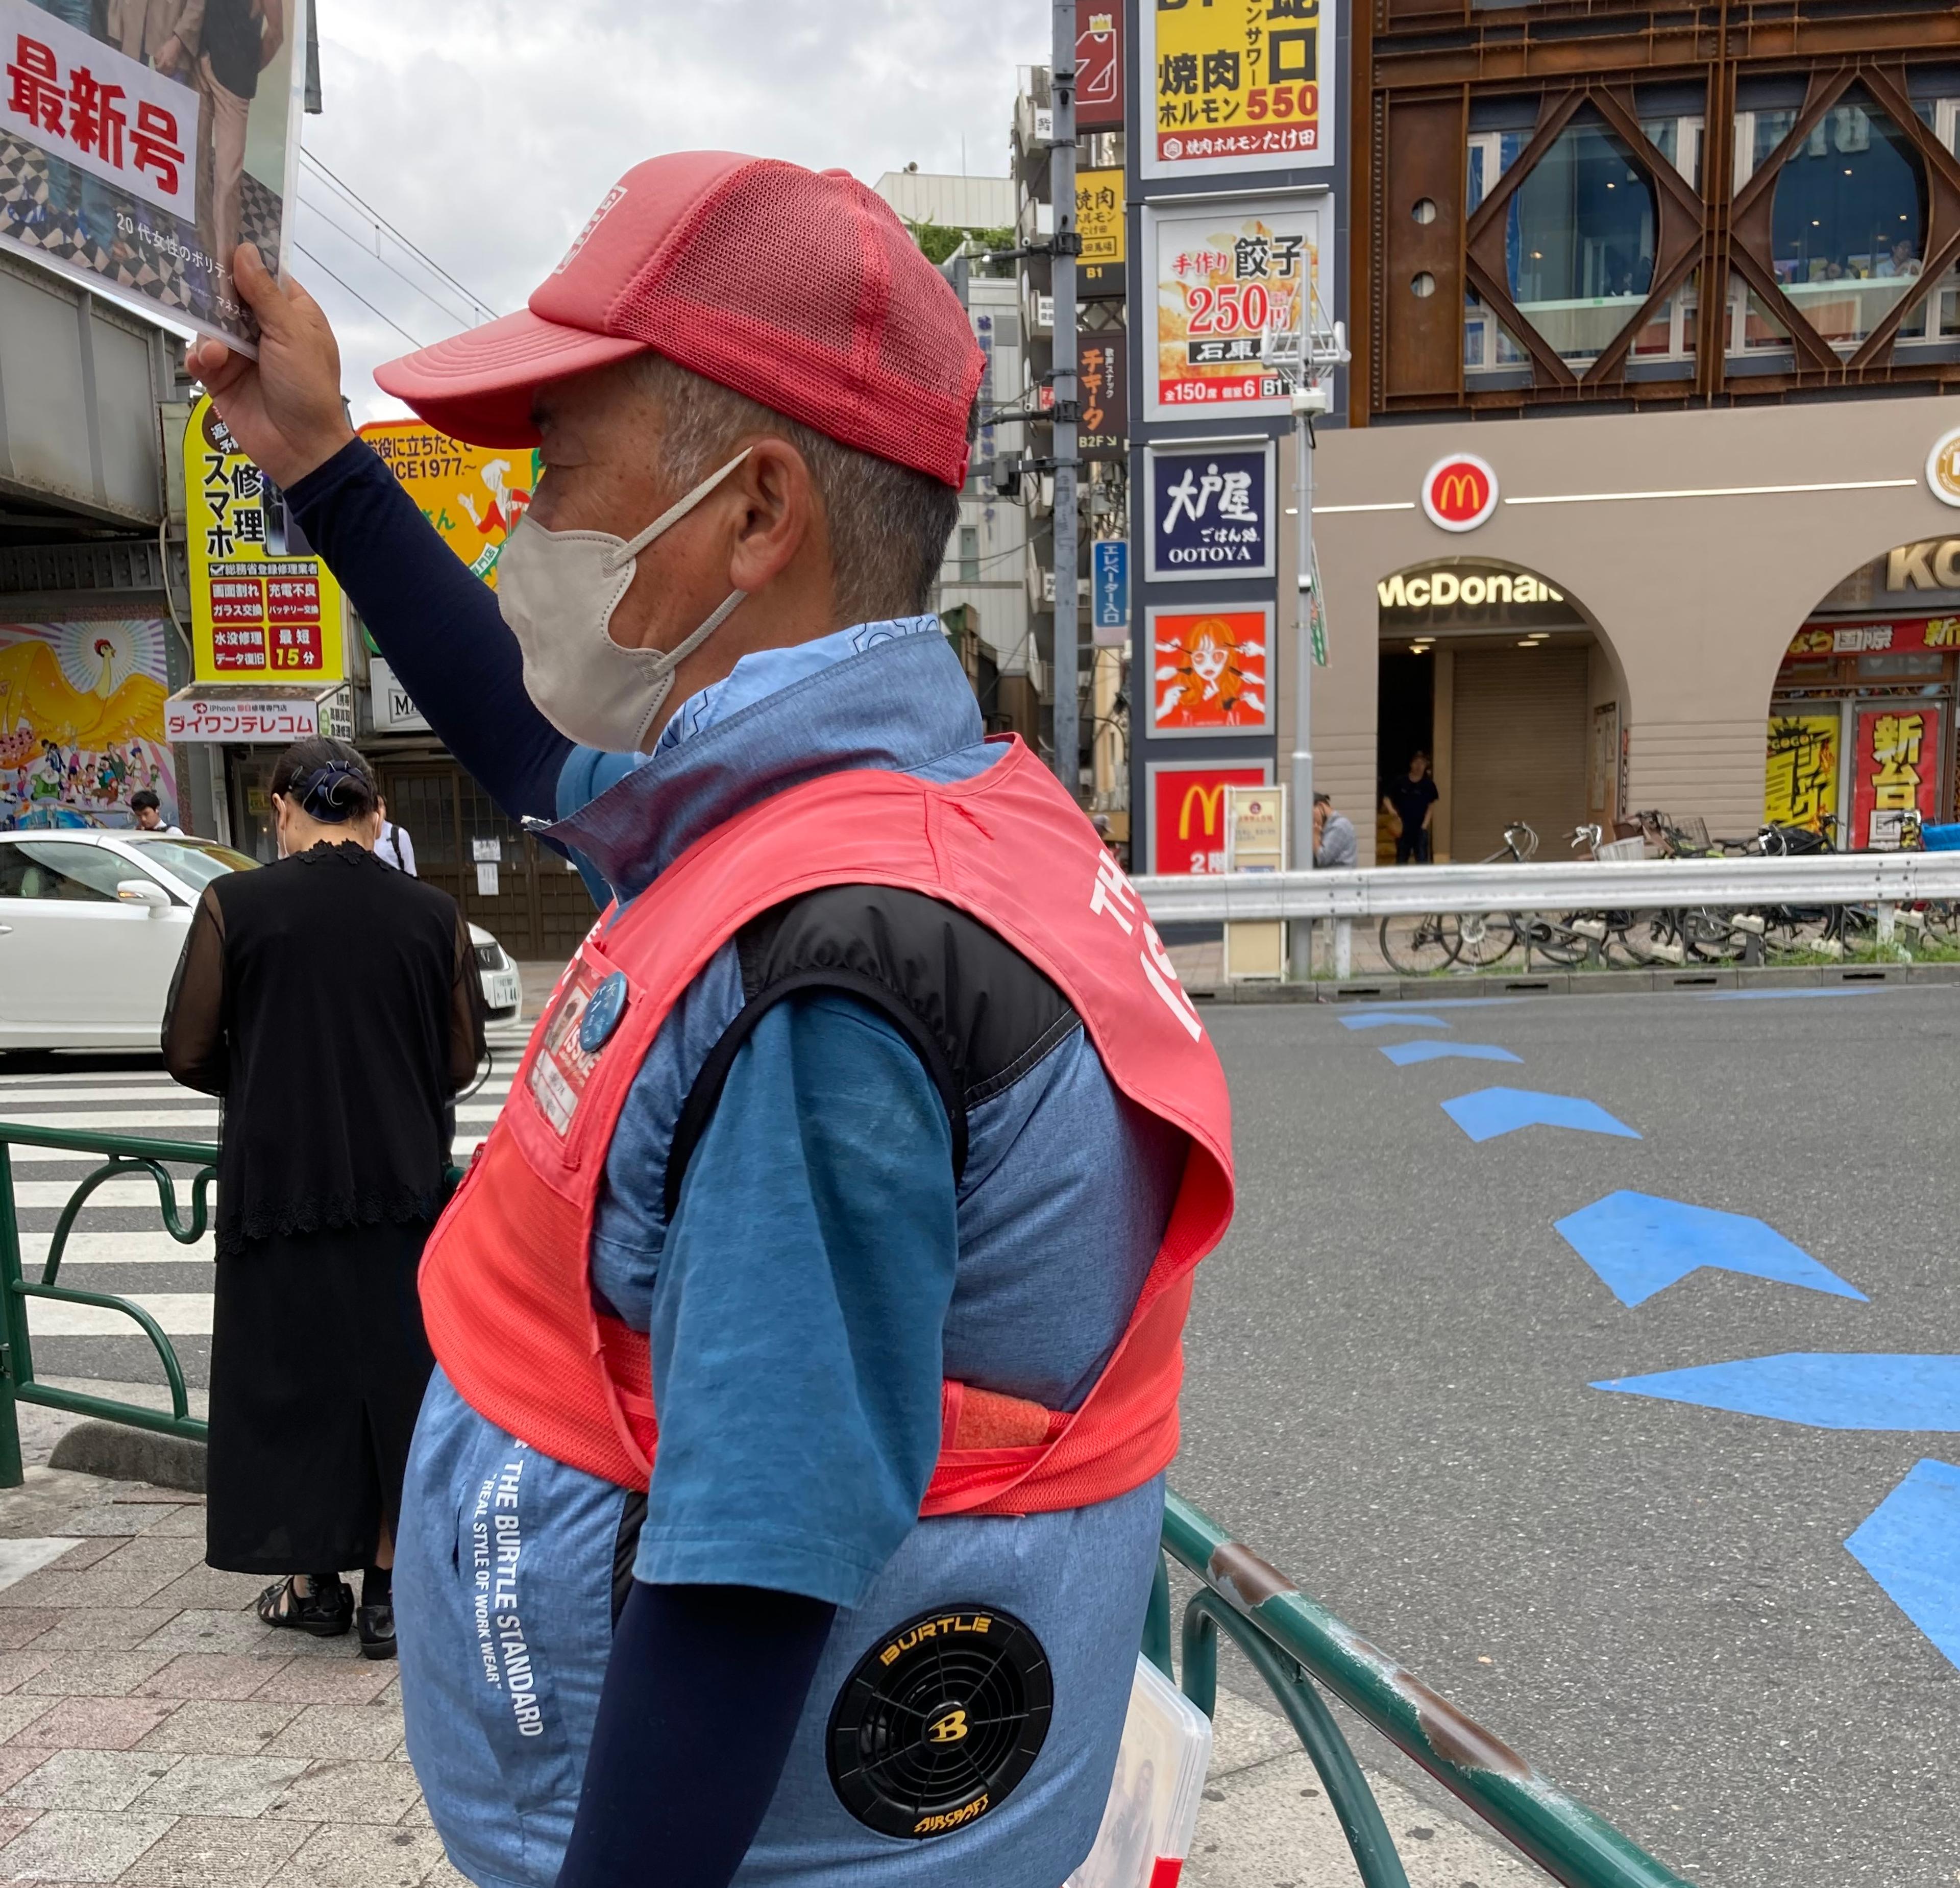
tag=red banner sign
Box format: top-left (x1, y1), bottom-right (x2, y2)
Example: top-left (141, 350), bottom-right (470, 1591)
top-left (1075, 5), bottom-right (1123, 132)
top-left (1786, 617), bottom-right (1960, 659)
top-left (1850, 703), bottom-right (1944, 848)
top-left (1152, 765), bottom-right (1268, 875)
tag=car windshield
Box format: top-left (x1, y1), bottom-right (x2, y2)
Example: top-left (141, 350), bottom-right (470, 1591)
top-left (124, 839), bottom-right (258, 892)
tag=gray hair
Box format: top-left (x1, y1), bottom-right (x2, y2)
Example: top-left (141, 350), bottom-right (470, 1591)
top-left (631, 352), bottom-right (972, 625)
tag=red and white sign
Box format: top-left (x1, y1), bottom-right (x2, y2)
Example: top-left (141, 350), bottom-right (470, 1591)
top-left (164, 696), bottom-right (323, 744)
top-left (1420, 454), bottom-right (1499, 533)
top-left (2, 0), bottom-right (198, 218)
top-left (1150, 763), bottom-right (1269, 875)
top-left (1075, 5), bottom-right (1122, 132)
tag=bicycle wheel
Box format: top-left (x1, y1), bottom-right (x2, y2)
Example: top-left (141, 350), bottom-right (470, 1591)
top-left (1523, 913), bottom-right (1596, 967)
top-left (1921, 901), bottom-right (1960, 949)
top-left (1604, 911), bottom-right (1673, 966)
top-left (1444, 910), bottom-right (1517, 967)
top-left (1681, 906), bottom-right (1746, 962)
top-left (1379, 914), bottom-right (1455, 975)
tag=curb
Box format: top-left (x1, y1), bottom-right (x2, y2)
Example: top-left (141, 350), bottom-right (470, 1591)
top-left (47, 1420), bottom-right (206, 1493)
top-left (1186, 958), bottom-right (1955, 1003)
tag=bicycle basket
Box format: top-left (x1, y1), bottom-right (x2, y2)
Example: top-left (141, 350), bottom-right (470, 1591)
top-left (1595, 836), bottom-right (1648, 863)
top-left (1670, 814), bottom-right (1710, 848)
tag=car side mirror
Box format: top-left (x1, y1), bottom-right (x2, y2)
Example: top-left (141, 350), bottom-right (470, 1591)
top-left (115, 880), bottom-right (172, 913)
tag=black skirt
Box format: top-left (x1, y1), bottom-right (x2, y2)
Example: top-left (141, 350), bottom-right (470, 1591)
top-left (205, 1219), bottom-right (437, 1575)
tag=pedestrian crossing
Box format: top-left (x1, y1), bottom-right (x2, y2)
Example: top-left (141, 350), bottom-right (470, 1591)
top-left (0, 1019), bottom-right (530, 1393)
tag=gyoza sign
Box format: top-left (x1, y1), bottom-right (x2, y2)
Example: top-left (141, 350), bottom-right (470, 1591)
top-left (1145, 444), bottom-right (1275, 582)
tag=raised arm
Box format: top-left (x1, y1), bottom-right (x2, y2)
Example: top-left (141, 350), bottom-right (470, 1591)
top-left (187, 245), bottom-right (572, 824)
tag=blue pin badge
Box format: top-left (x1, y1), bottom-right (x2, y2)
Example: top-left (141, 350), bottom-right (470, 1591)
top-left (578, 971), bottom-right (630, 1056)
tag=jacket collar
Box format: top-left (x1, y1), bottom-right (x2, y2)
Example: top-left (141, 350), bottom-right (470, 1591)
top-left (544, 624), bottom-right (984, 900)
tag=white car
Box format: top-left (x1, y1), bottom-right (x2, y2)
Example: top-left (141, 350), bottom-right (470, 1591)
top-left (0, 831), bottom-right (522, 1051)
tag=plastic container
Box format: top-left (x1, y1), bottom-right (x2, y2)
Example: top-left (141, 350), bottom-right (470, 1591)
top-left (1595, 836), bottom-right (1648, 864)
top-left (1921, 822), bottom-right (1960, 851)
top-left (1065, 1655), bottom-right (1215, 1888)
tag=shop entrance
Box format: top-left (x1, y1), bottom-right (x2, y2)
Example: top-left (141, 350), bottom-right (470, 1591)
top-left (1769, 539), bottom-right (1960, 849)
top-left (377, 761), bottom-right (596, 961)
top-left (1377, 559), bottom-right (1621, 863)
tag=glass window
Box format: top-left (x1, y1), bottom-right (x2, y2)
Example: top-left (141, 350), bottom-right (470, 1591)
top-left (959, 526), bottom-right (980, 582)
top-left (1766, 100), bottom-right (1928, 346)
top-left (1504, 118), bottom-right (1657, 363)
top-left (121, 840), bottom-right (256, 893)
top-left (0, 842), bottom-right (139, 902)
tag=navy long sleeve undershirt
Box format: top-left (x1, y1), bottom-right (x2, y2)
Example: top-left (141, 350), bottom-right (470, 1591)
top-left (286, 440), bottom-right (572, 825)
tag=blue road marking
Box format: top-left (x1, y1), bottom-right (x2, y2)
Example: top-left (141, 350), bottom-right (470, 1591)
top-left (1379, 1041), bottom-right (1522, 1067)
top-left (1702, 987), bottom-right (1890, 1001)
top-left (1554, 1190), bottom-right (1866, 1308)
top-left (1441, 1087), bottom-right (1640, 1142)
top-left (1594, 1354), bottom-right (1960, 1429)
top-left (1339, 1012), bottom-right (1449, 1031)
top-left (1845, 1458), bottom-right (1960, 1672)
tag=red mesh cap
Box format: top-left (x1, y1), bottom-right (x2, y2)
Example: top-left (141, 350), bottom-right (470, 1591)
top-left (374, 152), bottom-right (987, 489)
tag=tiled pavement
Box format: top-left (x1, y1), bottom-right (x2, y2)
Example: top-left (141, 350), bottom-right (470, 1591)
top-left (0, 1465), bottom-right (458, 1888)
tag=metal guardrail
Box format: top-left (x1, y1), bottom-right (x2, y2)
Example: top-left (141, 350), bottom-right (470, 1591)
top-left (1131, 850), bottom-right (1960, 923)
top-left (0, 1125), bottom-right (214, 1487)
top-left (1149, 1490), bottom-right (1692, 1888)
top-left (0, 1129), bottom-right (1693, 1886)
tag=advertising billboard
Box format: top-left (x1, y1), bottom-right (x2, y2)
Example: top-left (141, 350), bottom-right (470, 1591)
top-left (1075, 4), bottom-right (1122, 132)
top-left (1079, 334), bottom-right (1126, 460)
top-left (1148, 604), bottom-right (1272, 734)
top-left (1, 0), bottom-right (307, 348)
top-left (185, 394), bottom-right (344, 684)
top-left (1851, 704), bottom-right (1944, 849)
top-left (1141, 0), bottom-right (1335, 180)
top-left (1147, 760), bottom-right (1271, 874)
top-left (1144, 198), bottom-right (1328, 423)
top-left (1144, 442), bottom-right (1275, 583)
top-left (1764, 714), bottom-right (1840, 834)
top-left (1076, 166), bottom-right (1124, 300)
top-left (357, 420), bottom-right (537, 590)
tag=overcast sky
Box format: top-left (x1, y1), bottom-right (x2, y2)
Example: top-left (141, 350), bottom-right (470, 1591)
top-left (299, 0), bottom-right (1044, 423)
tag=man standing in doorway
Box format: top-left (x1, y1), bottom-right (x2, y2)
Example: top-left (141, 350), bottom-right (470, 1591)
top-left (1382, 750), bottom-right (1439, 864)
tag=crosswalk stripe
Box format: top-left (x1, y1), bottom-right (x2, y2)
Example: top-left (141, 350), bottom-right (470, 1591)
top-left (13, 1178), bottom-right (216, 1208)
top-left (26, 1293), bottom-right (213, 1336)
top-left (19, 1232), bottom-right (213, 1265)
top-left (0, 1111), bottom-right (219, 1132)
top-left (0, 1145), bottom-right (211, 1164)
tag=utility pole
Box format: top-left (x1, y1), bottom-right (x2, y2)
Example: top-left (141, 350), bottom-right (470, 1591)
top-left (1048, 0), bottom-right (1080, 800)
top-left (1265, 300), bottom-right (1349, 978)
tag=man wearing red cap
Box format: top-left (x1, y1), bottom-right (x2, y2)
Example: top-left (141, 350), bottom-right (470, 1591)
top-left (191, 152), bottom-right (1232, 1888)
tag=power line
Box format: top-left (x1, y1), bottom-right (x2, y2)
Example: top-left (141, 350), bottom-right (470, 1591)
top-left (299, 147), bottom-right (498, 322)
top-left (297, 192), bottom-right (479, 332)
top-left (290, 242), bottom-right (429, 350)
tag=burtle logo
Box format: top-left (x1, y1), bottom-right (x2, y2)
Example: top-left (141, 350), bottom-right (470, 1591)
top-left (1422, 453), bottom-right (1499, 533)
top-left (554, 187), bottom-right (627, 275)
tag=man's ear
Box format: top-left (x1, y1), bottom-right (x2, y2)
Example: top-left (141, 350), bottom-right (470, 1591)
top-left (726, 437), bottom-right (817, 593)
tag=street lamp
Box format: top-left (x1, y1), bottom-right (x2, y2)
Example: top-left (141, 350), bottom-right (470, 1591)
top-left (1264, 293), bottom-right (1349, 978)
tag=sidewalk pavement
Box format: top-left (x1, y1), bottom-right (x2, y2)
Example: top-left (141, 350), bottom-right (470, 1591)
top-left (0, 1410), bottom-right (1540, 1888)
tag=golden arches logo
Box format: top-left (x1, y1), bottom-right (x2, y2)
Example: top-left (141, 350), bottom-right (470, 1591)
top-left (1178, 782), bottom-right (1227, 839)
top-left (1437, 471), bottom-right (1486, 514)
top-left (1422, 452), bottom-right (1499, 532)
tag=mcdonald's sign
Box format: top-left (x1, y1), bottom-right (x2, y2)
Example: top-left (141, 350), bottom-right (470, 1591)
top-left (1421, 454), bottom-right (1499, 533)
top-left (1150, 764), bottom-right (1269, 874)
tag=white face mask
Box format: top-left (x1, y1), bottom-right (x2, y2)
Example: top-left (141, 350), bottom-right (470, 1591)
top-left (497, 447), bottom-right (753, 753)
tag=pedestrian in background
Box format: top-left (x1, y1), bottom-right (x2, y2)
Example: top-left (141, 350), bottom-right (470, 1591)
top-left (162, 737), bottom-right (483, 1658)
top-left (128, 790), bottom-right (182, 835)
top-left (1382, 750), bottom-right (1439, 864)
top-left (1314, 791), bottom-right (1358, 868)
top-left (375, 796), bottom-right (417, 874)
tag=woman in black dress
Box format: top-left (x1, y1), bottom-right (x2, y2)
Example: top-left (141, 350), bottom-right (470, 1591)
top-left (163, 738), bottom-right (483, 1657)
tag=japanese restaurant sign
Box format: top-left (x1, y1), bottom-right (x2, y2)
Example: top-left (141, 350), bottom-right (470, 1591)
top-left (357, 421), bottom-right (538, 590)
top-left (1, 0), bottom-right (305, 347)
top-left (1145, 443), bottom-right (1275, 581)
top-left (1075, 166), bottom-right (1125, 299)
top-left (1851, 704), bottom-right (1944, 848)
top-left (1141, 0), bottom-right (1334, 179)
top-left (1145, 199), bottom-right (1325, 422)
top-left (185, 395), bottom-right (344, 685)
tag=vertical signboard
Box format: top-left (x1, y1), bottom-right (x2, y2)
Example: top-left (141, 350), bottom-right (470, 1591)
top-left (1851, 704), bottom-right (1944, 848)
top-left (1144, 199), bottom-right (1327, 422)
top-left (1765, 713), bottom-right (1841, 834)
top-left (1092, 541), bottom-right (1130, 645)
top-left (185, 395), bottom-right (344, 684)
top-left (0, 0), bottom-right (307, 347)
top-left (1076, 167), bottom-right (1125, 300)
top-left (1080, 335), bottom-right (1127, 459)
top-left (1075, 4), bottom-right (1123, 132)
top-left (1144, 443), bottom-right (1276, 582)
top-left (1141, 0), bottom-right (1334, 180)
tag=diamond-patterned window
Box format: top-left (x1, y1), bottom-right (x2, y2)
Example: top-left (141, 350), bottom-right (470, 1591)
top-left (1766, 100), bottom-right (1928, 346)
top-left (1504, 117), bottom-right (1658, 362)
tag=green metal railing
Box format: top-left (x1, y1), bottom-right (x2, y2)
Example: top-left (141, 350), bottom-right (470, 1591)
top-left (0, 1123), bottom-right (1690, 1885)
top-left (1149, 1490), bottom-right (1692, 1888)
top-left (0, 1123), bottom-right (215, 1487)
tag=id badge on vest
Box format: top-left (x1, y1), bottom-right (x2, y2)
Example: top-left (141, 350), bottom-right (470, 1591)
top-left (527, 960), bottom-right (629, 1139)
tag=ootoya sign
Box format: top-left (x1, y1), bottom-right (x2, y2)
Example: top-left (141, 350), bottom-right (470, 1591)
top-left (1144, 443), bottom-right (1275, 582)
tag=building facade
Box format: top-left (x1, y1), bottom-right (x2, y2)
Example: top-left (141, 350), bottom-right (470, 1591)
top-left (1306, 0), bottom-right (1960, 860)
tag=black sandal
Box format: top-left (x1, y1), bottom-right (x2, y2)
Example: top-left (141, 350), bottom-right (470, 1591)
top-left (256, 1574), bottom-right (353, 1637)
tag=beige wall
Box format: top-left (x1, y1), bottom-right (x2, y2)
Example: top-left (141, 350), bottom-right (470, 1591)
top-left (1302, 395), bottom-right (1960, 837)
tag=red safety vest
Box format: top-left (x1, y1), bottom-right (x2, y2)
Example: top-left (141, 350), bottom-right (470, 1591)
top-left (419, 738), bottom-right (1234, 1518)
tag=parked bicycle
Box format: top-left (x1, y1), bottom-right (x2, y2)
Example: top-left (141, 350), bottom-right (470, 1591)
top-left (1377, 822), bottom-right (1535, 975)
